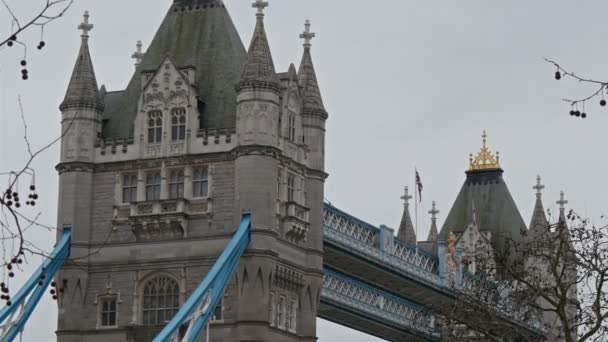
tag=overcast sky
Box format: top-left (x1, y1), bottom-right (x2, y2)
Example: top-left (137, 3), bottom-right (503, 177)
top-left (2, 0), bottom-right (608, 341)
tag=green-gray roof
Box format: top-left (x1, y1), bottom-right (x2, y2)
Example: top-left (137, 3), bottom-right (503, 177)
top-left (237, 14), bottom-right (279, 92)
top-left (439, 169), bottom-right (527, 255)
top-left (298, 46), bottom-right (327, 117)
top-left (61, 38), bottom-right (103, 112)
top-left (102, 1), bottom-right (246, 139)
top-left (397, 204), bottom-right (416, 244)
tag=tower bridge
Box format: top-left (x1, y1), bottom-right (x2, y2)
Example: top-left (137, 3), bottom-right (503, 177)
top-left (0, 0), bottom-right (574, 341)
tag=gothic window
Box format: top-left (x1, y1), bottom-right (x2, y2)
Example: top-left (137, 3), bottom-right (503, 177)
top-left (277, 295), bottom-right (285, 329)
top-left (145, 172), bottom-right (161, 201)
top-left (142, 276), bottom-right (180, 325)
top-left (122, 174), bottom-right (138, 203)
top-left (192, 168), bottom-right (209, 198)
top-left (168, 170), bottom-right (184, 199)
top-left (301, 178), bottom-right (307, 206)
top-left (287, 174), bottom-right (295, 203)
top-left (171, 108), bottom-right (186, 141)
top-left (99, 298), bottom-right (117, 327)
top-left (148, 111), bottom-right (163, 144)
top-left (286, 298), bottom-right (297, 333)
top-left (269, 292), bottom-right (296, 333)
top-left (287, 114), bottom-right (296, 141)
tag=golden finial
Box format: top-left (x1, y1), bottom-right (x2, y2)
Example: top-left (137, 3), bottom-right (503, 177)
top-left (469, 130), bottom-right (501, 171)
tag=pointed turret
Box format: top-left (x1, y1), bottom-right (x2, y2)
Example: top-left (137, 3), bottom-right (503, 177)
top-left (237, 0), bottom-right (280, 93)
top-left (298, 20), bottom-right (327, 118)
top-left (60, 11), bottom-right (103, 112)
top-left (529, 175), bottom-right (549, 232)
top-left (440, 131), bottom-right (527, 255)
top-left (397, 187), bottom-right (417, 244)
top-left (427, 201), bottom-right (439, 242)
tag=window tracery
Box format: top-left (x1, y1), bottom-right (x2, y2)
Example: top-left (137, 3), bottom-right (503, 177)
top-left (148, 111), bottom-right (163, 144)
top-left (171, 108), bottom-right (186, 141)
top-left (142, 276), bottom-right (180, 325)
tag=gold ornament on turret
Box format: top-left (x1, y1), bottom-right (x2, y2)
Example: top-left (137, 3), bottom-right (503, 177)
top-left (469, 131), bottom-right (500, 171)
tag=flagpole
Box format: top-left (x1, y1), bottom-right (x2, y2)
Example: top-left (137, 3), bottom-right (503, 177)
top-left (414, 167), bottom-right (418, 249)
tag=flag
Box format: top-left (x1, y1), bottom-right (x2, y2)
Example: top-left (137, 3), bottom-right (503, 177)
top-left (415, 169), bottom-right (423, 202)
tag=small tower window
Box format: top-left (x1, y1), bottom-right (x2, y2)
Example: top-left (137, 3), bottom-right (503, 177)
top-left (145, 172), bottom-right (161, 201)
top-left (171, 108), bottom-right (186, 141)
top-left (287, 174), bottom-right (295, 203)
top-left (277, 295), bottom-right (286, 329)
top-left (192, 168), bottom-right (209, 198)
top-left (122, 174), bottom-right (138, 203)
top-left (100, 298), bottom-right (117, 327)
top-left (148, 111), bottom-right (163, 144)
top-left (168, 170), bottom-right (184, 199)
top-left (142, 276), bottom-right (180, 325)
top-left (286, 298), bottom-right (297, 333)
top-left (287, 114), bottom-right (296, 141)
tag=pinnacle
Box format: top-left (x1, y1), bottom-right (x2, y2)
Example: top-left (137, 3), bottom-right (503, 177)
top-left (237, 7), bottom-right (279, 92)
top-left (298, 44), bottom-right (326, 116)
top-left (397, 202), bottom-right (416, 244)
top-left (60, 12), bottom-right (102, 112)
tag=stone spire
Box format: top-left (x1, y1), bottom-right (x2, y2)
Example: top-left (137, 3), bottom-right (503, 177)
top-left (298, 20), bottom-right (327, 117)
top-left (237, 0), bottom-right (280, 92)
top-left (397, 187), bottom-right (416, 244)
top-left (529, 175), bottom-right (549, 231)
top-left (427, 201), bottom-right (439, 242)
top-left (60, 11), bottom-right (103, 112)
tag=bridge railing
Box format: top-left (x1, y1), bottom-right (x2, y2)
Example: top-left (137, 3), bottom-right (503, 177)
top-left (321, 268), bottom-right (440, 340)
top-left (323, 203), bottom-right (440, 284)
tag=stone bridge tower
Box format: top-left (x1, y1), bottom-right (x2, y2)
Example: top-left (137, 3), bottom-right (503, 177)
top-left (55, 1), bottom-right (327, 341)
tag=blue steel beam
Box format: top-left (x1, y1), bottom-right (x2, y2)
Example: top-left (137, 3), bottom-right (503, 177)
top-left (153, 214), bottom-right (251, 342)
top-left (0, 227), bottom-right (71, 342)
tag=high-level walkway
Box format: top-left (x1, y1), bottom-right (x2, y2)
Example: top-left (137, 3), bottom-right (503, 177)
top-left (320, 203), bottom-right (542, 341)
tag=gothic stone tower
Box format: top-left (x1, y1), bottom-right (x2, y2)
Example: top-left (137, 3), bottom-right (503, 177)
top-left (55, 1), bottom-right (328, 341)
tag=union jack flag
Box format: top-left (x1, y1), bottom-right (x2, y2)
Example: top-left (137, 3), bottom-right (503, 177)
top-left (415, 169), bottom-right (423, 203)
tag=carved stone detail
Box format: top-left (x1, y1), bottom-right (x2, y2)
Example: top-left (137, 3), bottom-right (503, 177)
top-left (273, 265), bottom-right (304, 291)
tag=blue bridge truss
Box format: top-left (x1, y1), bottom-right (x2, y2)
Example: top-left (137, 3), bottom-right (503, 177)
top-left (0, 228), bottom-right (71, 342)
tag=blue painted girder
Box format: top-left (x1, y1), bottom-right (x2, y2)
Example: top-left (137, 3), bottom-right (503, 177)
top-left (0, 227), bottom-right (71, 342)
top-left (153, 214), bottom-right (251, 342)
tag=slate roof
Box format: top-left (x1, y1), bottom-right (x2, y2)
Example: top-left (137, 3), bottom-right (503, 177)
top-left (237, 14), bottom-right (280, 92)
top-left (101, 1), bottom-right (246, 139)
top-left (397, 204), bottom-right (416, 244)
top-left (439, 169), bottom-right (527, 255)
top-left (61, 38), bottom-right (103, 112)
top-left (298, 46), bottom-right (327, 116)
top-left (529, 194), bottom-right (549, 233)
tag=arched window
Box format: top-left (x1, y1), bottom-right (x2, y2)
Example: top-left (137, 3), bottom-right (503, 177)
top-left (148, 111), bottom-right (163, 144)
top-left (171, 108), bottom-right (186, 141)
top-left (142, 276), bottom-right (180, 325)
